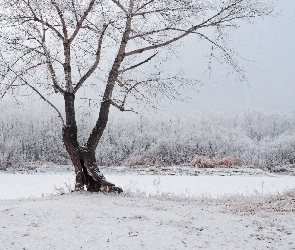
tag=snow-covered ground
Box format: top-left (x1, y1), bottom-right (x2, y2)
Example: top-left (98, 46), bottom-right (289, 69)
top-left (0, 190), bottom-right (294, 249)
top-left (1, 167), bottom-right (294, 249)
top-left (1, 172), bottom-right (295, 200)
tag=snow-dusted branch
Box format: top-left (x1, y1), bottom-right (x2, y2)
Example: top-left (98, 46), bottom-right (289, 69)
top-left (124, 26), bottom-right (196, 57)
top-left (21, 0), bottom-right (64, 40)
top-left (40, 27), bottom-right (65, 95)
top-left (74, 24), bottom-right (108, 93)
top-left (135, 0), bottom-right (156, 13)
top-left (3, 65), bottom-right (65, 126)
top-left (24, 81), bottom-right (65, 126)
top-left (69, 0), bottom-right (96, 43)
top-left (51, 0), bottom-right (69, 40)
top-left (111, 0), bottom-right (128, 14)
top-left (118, 53), bottom-right (158, 74)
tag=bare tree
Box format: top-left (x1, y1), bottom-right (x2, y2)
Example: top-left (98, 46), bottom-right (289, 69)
top-left (0, 0), bottom-right (273, 192)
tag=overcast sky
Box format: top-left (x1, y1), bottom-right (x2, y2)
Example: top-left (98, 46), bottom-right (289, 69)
top-left (2, 0), bottom-right (294, 118)
top-left (164, 0), bottom-right (295, 116)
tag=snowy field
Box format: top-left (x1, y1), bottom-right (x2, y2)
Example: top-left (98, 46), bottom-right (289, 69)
top-left (0, 188), bottom-right (295, 249)
top-left (1, 170), bottom-right (295, 249)
top-left (1, 172), bottom-right (295, 200)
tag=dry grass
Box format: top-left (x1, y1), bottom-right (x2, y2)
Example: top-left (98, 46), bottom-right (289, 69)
top-left (223, 189), bottom-right (295, 214)
top-left (127, 155), bottom-right (240, 168)
top-left (125, 156), bottom-right (157, 167)
top-left (191, 156), bottom-right (238, 168)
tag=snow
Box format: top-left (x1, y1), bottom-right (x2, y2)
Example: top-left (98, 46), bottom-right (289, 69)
top-left (1, 172), bottom-right (295, 200)
top-left (110, 175), bottom-right (295, 198)
top-left (0, 170), bottom-right (294, 249)
top-left (0, 173), bottom-right (75, 200)
top-left (0, 190), bottom-right (294, 249)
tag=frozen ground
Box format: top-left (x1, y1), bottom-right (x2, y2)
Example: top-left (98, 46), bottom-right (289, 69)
top-left (0, 165), bottom-right (295, 249)
top-left (0, 190), bottom-right (294, 249)
top-left (1, 173), bottom-right (295, 200)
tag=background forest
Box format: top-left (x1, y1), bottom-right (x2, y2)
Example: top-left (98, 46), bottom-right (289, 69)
top-left (1, 100), bottom-right (295, 170)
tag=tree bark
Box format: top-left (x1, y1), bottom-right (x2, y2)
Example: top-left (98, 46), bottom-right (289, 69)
top-left (62, 92), bottom-right (122, 193)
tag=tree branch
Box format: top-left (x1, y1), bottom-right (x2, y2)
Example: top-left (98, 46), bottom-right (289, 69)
top-left (129, 27), bottom-right (170, 40)
top-left (133, 7), bottom-right (183, 17)
top-left (109, 98), bottom-right (138, 114)
top-left (21, 0), bottom-right (64, 40)
top-left (196, 32), bottom-right (244, 78)
top-left (116, 79), bottom-right (128, 90)
top-left (86, 1), bottom-right (135, 150)
top-left (125, 26), bottom-right (195, 57)
top-left (24, 80), bottom-right (65, 126)
top-left (4, 65), bottom-right (65, 126)
top-left (125, 0), bottom-right (258, 57)
top-left (40, 27), bottom-right (65, 95)
top-left (71, 0), bottom-right (80, 24)
top-left (0, 75), bottom-right (18, 99)
top-left (49, 1), bottom-right (73, 92)
top-left (118, 52), bottom-right (158, 73)
top-left (69, 0), bottom-right (96, 43)
top-left (74, 24), bottom-right (108, 93)
top-left (111, 0), bottom-right (128, 14)
top-left (135, 0), bottom-right (156, 13)
top-left (51, 0), bottom-right (68, 40)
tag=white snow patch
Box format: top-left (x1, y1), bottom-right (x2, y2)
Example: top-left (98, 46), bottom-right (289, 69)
top-left (110, 175), bottom-right (295, 198)
top-left (0, 173), bottom-right (74, 200)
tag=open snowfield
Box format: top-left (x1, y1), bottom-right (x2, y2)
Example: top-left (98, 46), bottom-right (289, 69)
top-left (1, 190), bottom-right (295, 249)
top-left (1, 172), bottom-right (295, 200)
top-left (1, 167), bottom-right (295, 249)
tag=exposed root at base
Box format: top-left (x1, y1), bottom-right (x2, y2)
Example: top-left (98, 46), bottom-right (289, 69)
top-left (100, 184), bottom-right (123, 194)
top-left (75, 180), bottom-right (123, 194)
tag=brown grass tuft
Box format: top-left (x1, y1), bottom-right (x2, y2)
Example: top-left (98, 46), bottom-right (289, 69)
top-left (191, 156), bottom-right (238, 168)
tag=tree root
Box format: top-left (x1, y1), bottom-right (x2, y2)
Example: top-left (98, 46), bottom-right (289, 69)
top-left (99, 179), bottom-right (123, 194)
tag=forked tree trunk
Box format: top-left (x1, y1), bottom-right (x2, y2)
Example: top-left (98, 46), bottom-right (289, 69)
top-left (62, 92), bottom-right (122, 193)
top-left (59, 11), bottom-right (131, 193)
top-left (63, 126), bottom-right (122, 193)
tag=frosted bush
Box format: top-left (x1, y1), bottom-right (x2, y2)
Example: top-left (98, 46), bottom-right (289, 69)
top-left (1, 100), bottom-right (295, 169)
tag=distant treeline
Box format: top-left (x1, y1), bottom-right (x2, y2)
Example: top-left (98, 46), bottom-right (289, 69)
top-left (1, 101), bottom-right (295, 169)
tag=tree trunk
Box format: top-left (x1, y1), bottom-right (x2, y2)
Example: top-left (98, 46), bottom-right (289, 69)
top-left (62, 126), bottom-right (122, 193)
top-left (62, 92), bottom-right (122, 193)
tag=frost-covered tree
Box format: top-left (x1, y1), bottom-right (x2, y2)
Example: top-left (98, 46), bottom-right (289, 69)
top-left (0, 0), bottom-right (273, 192)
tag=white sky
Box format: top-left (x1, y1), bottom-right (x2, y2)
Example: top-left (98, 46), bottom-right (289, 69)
top-left (165, 0), bottom-right (295, 115)
top-left (2, 0), bottom-right (294, 117)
